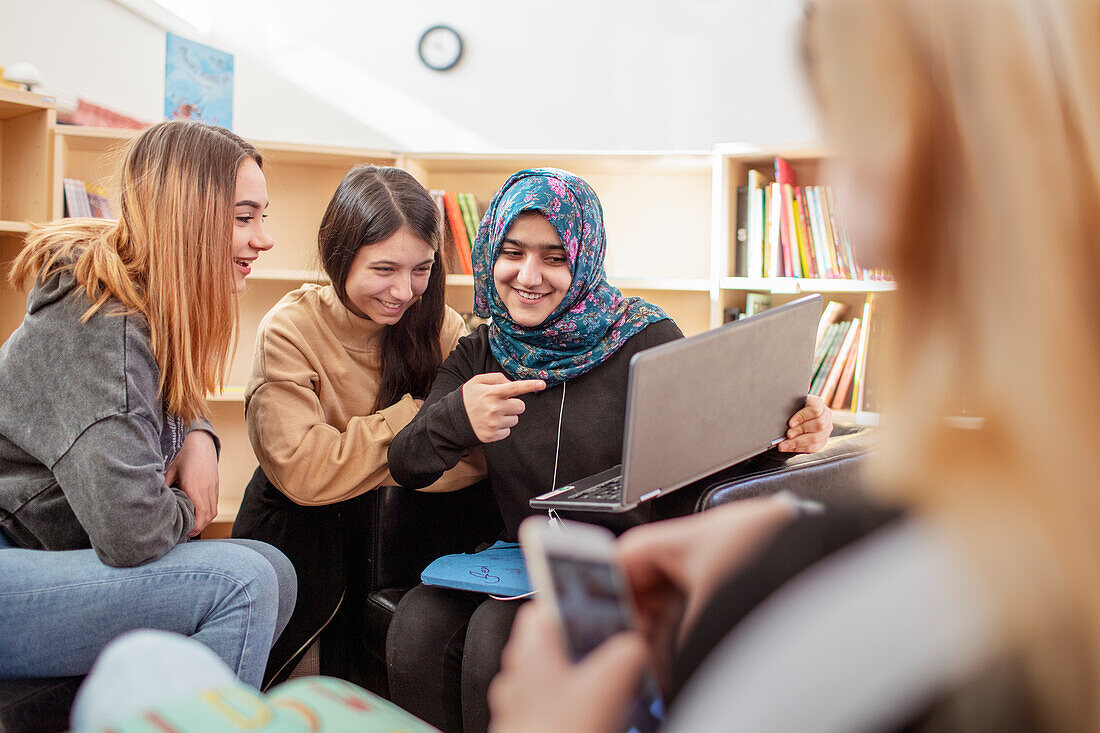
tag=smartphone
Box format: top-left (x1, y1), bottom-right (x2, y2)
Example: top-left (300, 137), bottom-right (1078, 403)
top-left (519, 516), bottom-right (662, 733)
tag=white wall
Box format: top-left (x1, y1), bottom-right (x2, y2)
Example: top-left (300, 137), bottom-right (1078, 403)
top-left (0, 0), bottom-right (821, 151)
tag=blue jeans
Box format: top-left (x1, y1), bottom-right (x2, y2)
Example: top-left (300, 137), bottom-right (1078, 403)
top-left (0, 529), bottom-right (296, 688)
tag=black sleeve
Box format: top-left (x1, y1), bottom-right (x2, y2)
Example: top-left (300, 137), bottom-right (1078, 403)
top-left (388, 330), bottom-right (486, 489)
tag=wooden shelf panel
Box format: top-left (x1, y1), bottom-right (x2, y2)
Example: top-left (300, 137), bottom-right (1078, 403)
top-left (720, 277), bottom-right (896, 294)
top-left (402, 150), bottom-right (713, 175)
top-left (0, 88), bottom-right (56, 119)
top-left (445, 274), bottom-right (712, 292)
top-left (0, 220), bottom-right (31, 234)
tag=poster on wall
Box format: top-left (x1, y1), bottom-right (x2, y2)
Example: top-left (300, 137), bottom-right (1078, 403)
top-left (164, 32), bottom-right (234, 129)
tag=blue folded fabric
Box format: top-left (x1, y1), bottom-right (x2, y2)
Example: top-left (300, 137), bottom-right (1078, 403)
top-left (420, 541), bottom-right (531, 596)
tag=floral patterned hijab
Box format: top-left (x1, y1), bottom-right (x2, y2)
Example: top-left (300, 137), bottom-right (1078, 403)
top-left (472, 168), bottom-right (668, 384)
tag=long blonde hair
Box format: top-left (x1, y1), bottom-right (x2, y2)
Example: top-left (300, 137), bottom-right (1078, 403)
top-left (808, 0), bottom-right (1100, 728)
top-left (10, 120), bottom-right (262, 422)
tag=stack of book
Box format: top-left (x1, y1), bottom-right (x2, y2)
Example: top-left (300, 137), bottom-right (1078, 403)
top-left (809, 295), bottom-right (879, 411)
top-left (429, 190), bottom-right (481, 276)
top-left (734, 157), bottom-right (877, 281)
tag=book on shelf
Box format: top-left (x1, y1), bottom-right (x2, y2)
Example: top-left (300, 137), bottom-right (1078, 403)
top-left (457, 193), bottom-right (481, 250)
top-left (63, 178), bottom-right (114, 219)
top-left (430, 190), bottom-right (464, 275)
top-left (85, 183), bottom-right (112, 219)
top-left (852, 293), bottom-right (886, 413)
top-left (63, 178), bottom-right (93, 218)
top-left (815, 300), bottom-right (847, 350)
top-left (831, 324), bottom-right (862, 410)
top-left (735, 158), bottom-right (875, 282)
top-left (744, 292), bottom-right (773, 318)
top-left (820, 317), bottom-right (860, 405)
top-left (746, 170), bottom-right (766, 278)
top-left (441, 191), bottom-right (474, 275)
top-left (809, 320), bottom-right (845, 395)
top-left (733, 185), bottom-right (748, 278)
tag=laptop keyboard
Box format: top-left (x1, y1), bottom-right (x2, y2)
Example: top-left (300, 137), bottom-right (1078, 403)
top-left (569, 475), bottom-right (622, 502)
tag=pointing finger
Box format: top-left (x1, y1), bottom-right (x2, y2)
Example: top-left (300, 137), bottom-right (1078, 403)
top-left (494, 379), bottom-right (547, 398)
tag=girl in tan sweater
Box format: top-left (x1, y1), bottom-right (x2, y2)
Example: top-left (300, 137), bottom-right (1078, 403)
top-left (232, 165), bottom-right (485, 688)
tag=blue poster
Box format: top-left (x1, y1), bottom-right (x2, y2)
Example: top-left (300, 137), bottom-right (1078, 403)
top-left (164, 33), bottom-right (233, 128)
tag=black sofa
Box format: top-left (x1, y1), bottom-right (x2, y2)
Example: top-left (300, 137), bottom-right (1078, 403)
top-left (0, 423), bottom-right (874, 732)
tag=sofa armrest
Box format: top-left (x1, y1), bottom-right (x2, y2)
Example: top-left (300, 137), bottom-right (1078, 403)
top-left (650, 424), bottom-right (876, 519)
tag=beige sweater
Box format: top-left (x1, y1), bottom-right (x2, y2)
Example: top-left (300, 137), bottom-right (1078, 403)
top-left (245, 284), bottom-right (485, 505)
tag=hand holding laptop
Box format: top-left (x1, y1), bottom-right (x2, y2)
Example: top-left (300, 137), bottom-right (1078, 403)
top-left (462, 373), bottom-right (547, 442)
top-left (778, 394), bottom-right (832, 453)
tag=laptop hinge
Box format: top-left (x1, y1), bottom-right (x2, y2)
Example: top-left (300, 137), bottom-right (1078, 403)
top-left (639, 489), bottom-right (662, 503)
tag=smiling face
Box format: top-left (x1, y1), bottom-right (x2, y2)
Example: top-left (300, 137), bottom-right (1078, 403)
top-left (492, 211), bottom-right (573, 328)
top-left (231, 158), bottom-right (274, 292)
top-left (344, 226), bottom-right (436, 325)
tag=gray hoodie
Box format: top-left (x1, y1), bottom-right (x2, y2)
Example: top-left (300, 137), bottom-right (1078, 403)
top-left (0, 267), bottom-right (218, 566)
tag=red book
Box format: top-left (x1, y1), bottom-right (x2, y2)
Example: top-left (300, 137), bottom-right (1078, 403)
top-left (774, 157), bottom-right (799, 277)
top-left (443, 191), bottom-right (473, 275)
top-left (831, 322), bottom-right (862, 409)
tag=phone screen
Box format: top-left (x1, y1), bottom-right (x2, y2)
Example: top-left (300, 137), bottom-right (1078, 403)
top-left (548, 555), bottom-right (633, 660)
top-left (547, 554), bottom-right (663, 733)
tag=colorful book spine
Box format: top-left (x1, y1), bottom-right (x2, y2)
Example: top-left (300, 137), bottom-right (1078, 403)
top-left (458, 193), bottom-right (480, 249)
top-left (831, 321), bottom-right (863, 409)
top-left (851, 294), bottom-right (876, 412)
top-left (442, 191), bottom-right (473, 275)
top-left (820, 317), bottom-right (860, 404)
top-left (746, 170), bottom-right (765, 278)
top-left (809, 321), bottom-right (842, 392)
top-left (815, 300), bottom-right (847, 350)
top-left (811, 320), bottom-right (851, 396)
top-left (766, 183), bottom-right (782, 278)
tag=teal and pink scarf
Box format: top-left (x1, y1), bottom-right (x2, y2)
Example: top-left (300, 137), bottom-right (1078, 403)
top-left (472, 168), bottom-right (668, 384)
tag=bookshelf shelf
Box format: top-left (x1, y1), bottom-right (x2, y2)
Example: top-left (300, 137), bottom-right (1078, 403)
top-left (207, 389), bottom-right (246, 403)
top-left (0, 221), bottom-right (31, 235)
top-left (249, 267), bottom-right (327, 283)
top-left (446, 274), bottom-right (713, 293)
top-left (719, 277), bottom-right (896, 294)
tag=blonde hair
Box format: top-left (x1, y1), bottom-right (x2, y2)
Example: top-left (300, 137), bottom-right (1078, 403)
top-left (10, 120), bottom-right (263, 422)
top-left (808, 0), bottom-right (1100, 727)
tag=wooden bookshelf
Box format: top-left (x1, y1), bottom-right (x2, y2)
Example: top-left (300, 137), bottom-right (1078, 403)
top-left (715, 144), bottom-right (893, 415)
top-left (2, 107), bottom-right (890, 525)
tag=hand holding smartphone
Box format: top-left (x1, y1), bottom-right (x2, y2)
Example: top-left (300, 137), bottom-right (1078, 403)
top-left (519, 516), bottom-right (663, 733)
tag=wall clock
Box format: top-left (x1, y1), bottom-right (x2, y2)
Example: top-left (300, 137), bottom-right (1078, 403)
top-left (418, 25), bottom-right (464, 72)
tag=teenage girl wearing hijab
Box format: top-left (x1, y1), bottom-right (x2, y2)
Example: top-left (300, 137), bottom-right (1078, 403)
top-left (386, 167), bottom-right (832, 733)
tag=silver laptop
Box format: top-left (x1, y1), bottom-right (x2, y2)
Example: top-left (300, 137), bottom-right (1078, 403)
top-left (530, 294), bottom-right (822, 513)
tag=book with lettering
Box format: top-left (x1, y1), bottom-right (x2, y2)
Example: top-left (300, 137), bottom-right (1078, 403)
top-left (734, 185), bottom-right (748, 277)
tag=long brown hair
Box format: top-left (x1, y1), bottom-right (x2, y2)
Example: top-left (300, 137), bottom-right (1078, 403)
top-left (808, 0), bottom-right (1100, 728)
top-left (317, 165), bottom-right (446, 412)
top-left (10, 120), bottom-right (262, 422)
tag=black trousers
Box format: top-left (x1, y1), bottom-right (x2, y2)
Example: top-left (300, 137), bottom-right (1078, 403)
top-left (386, 584), bottom-right (525, 733)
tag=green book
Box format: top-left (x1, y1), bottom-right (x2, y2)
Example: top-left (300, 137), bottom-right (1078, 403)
top-left (457, 193), bottom-right (480, 248)
top-left (811, 320), bottom-right (851, 396)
